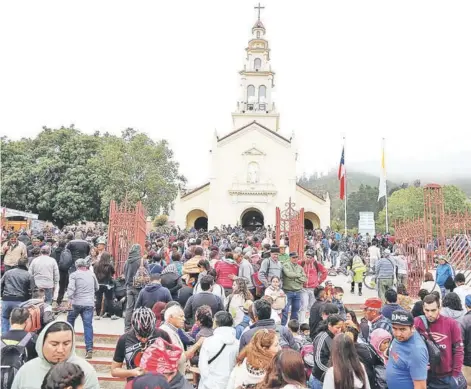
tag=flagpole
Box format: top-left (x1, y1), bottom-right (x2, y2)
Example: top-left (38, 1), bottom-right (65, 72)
top-left (344, 136), bottom-right (347, 236)
top-left (383, 138), bottom-right (389, 233)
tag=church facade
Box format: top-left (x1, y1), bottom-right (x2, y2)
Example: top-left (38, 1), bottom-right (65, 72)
top-left (170, 10), bottom-right (331, 231)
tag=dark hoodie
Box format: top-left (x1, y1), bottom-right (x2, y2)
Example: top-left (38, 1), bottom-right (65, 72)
top-left (135, 283), bottom-right (172, 309)
top-left (124, 244), bottom-right (149, 287)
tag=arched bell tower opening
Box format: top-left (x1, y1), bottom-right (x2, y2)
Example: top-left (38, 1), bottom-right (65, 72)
top-left (241, 208), bottom-right (264, 231)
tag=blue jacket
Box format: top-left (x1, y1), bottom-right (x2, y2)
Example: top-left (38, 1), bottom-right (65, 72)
top-left (436, 263), bottom-right (454, 287)
top-left (381, 303), bottom-right (405, 320)
top-left (235, 315), bottom-right (251, 339)
top-left (135, 283), bottom-right (172, 309)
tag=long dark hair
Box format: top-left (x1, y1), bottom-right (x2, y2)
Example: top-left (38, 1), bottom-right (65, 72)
top-left (94, 252), bottom-right (114, 282)
top-left (443, 292), bottom-right (463, 311)
top-left (41, 362), bottom-right (84, 389)
top-left (331, 333), bottom-right (367, 389)
top-left (256, 349), bottom-right (306, 389)
top-left (346, 309), bottom-right (360, 328)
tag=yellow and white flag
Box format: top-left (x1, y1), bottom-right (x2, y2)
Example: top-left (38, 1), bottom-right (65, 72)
top-left (378, 140), bottom-right (387, 201)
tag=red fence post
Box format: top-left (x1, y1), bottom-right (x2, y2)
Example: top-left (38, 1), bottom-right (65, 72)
top-left (107, 198), bottom-right (147, 278)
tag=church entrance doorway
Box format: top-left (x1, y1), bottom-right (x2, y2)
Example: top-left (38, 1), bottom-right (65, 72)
top-left (241, 208), bottom-right (264, 231)
top-left (304, 219), bottom-right (314, 230)
top-left (194, 216), bottom-right (208, 231)
top-left (186, 209), bottom-right (208, 231)
top-left (304, 212), bottom-right (320, 231)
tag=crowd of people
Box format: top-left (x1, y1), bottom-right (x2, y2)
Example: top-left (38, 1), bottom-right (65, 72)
top-left (1, 225), bottom-right (471, 389)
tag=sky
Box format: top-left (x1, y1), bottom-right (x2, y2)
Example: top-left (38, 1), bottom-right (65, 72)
top-left (1, 1), bottom-right (470, 186)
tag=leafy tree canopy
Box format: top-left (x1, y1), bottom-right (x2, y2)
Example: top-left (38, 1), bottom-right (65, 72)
top-left (1, 126), bottom-right (185, 227)
top-left (377, 185), bottom-right (470, 232)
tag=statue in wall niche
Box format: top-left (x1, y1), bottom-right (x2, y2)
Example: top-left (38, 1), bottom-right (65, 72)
top-left (247, 162), bottom-right (259, 184)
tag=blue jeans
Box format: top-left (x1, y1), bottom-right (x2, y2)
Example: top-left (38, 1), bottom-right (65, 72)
top-left (281, 290), bottom-right (301, 326)
top-left (43, 288), bottom-right (53, 304)
top-left (67, 305), bottom-right (94, 351)
top-left (331, 251), bottom-right (338, 267)
top-left (308, 375), bottom-right (323, 389)
top-left (2, 300), bottom-right (21, 333)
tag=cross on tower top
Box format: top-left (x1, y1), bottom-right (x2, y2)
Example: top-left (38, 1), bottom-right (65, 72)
top-left (254, 2), bottom-right (265, 21)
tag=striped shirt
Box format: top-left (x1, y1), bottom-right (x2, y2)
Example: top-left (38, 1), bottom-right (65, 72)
top-left (376, 257), bottom-right (395, 280)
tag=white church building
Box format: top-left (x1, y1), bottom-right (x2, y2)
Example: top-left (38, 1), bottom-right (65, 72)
top-left (169, 9), bottom-right (331, 231)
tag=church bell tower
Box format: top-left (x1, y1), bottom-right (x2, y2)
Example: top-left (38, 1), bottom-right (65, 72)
top-left (231, 3), bottom-right (280, 132)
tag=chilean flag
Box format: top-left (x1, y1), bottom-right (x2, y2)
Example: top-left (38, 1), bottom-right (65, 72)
top-left (338, 146), bottom-right (346, 200)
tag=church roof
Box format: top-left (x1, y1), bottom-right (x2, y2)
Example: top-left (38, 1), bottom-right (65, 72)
top-left (218, 120), bottom-right (290, 144)
top-left (181, 182), bottom-right (210, 199)
top-left (296, 183), bottom-right (327, 202)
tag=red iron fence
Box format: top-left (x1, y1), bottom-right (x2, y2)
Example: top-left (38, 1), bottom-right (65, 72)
top-left (276, 198), bottom-right (305, 261)
top-left (394, 184), bottom-right (471, 297)
top-left (107, 198), bottom-right (147, 277)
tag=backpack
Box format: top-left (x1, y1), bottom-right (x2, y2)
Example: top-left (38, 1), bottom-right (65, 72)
top-left (0, 333), bottom-right (33, 389)
top-left (114, 278), bottom-right (126, 300)
top-left (300, 343), bottom-right (315, 378)
top-left (418, 316), bottom-right (442, 371)
top-left (252, 258), bottom-right (271, 289)
top-left (58, 248), bottom-right (73, 272)
top-left (23, 302), bottom-right (45, 333)
top-left (133, 257), bottom-right (150, 289)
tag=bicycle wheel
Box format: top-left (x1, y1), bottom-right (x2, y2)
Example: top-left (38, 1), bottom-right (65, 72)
top-left (363, 272), bottom-right (376, 290)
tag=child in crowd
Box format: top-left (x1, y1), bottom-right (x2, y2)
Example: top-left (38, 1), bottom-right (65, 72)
top-left (264, 276), bottom-right (286, 315)
top-left (300, 323), bottom-right (311, 341)
top-left (332, 287), bottom-right (347, 319)
top-left (288, 319), bottom-right (310, 350)
top-left (324, 280), bottom-right (334, 301)
top-left (370, 328), bottom-right (392, 365)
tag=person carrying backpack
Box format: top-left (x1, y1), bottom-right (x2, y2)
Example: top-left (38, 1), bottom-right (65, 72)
top-left (19, 288), bottom-right (55, 334)
top-left (1, 307), bottom-right (38, 389)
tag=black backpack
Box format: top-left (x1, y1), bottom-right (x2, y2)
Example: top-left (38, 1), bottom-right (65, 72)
top-left (0, 333), bottom-right (33, 389)
top-left (58, 248), bottom-right (73, 272)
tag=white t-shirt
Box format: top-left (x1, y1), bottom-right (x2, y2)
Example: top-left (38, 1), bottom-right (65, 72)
top-left (323, 364), bottom-right (370, 389)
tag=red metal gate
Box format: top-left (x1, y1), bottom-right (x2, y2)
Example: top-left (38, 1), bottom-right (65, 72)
top-left (276, 198), bottom-right (305, 261)
top-left (107, 198), bottom-right (147, 277)
top-left (395, 184), bottom-right (471, 297)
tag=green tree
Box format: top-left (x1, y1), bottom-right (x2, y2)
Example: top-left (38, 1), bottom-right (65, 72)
top-left (1, 126), bottom-right (184, 227)
top-left (92, 128), bottom-right (185, 218)
top-left (345, 184), bottom-right (385, 229)
top-left (377, 185), bottom-right (470, 232)
top-left (153, 214), bottom-right (168, 227)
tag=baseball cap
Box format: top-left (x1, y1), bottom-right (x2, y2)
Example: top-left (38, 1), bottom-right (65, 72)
top-left (466, 295), bottom-right (471, 308)
top-left (289, 252), bottom-right (299, 258)
top-left (360, 297), bottom-right (382, 310)
top-left (391, 310), bottom-right (414, 326)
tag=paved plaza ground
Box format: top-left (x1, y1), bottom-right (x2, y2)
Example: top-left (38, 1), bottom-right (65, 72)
top-left (61, 272), bottom-right (378, 335)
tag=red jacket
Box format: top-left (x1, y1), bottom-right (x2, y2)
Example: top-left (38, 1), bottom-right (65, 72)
top-left (299, 259), bottom-right (327, 288)
top-left (215, 260), bottom-right (239, 289)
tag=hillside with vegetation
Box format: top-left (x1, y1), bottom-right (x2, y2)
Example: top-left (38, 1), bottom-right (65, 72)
top-left (298, 170), bottom-right (471, 232)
